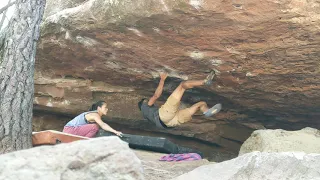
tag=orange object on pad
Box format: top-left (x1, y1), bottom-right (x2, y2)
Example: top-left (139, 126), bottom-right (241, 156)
top-left (32, 130), bottom-right (89, 146)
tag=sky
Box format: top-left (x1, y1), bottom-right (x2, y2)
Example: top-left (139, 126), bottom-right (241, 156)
top-left (0, 0), bottom-right (16, 32)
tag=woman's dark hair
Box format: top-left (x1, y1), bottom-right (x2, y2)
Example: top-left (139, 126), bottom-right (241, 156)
top-left (89, 100), bottom-right (106, 111)
top-left (138, 98), bottom-right (146, 111)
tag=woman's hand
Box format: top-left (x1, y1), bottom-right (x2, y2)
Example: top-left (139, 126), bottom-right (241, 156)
top-left (114, 131), bottom-right (123, 137)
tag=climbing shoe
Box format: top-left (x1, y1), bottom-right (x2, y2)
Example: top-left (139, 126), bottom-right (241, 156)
top-left (204, 70), bottom-right (216, 86)
top-left (204, 103), bottom-right (222, 117)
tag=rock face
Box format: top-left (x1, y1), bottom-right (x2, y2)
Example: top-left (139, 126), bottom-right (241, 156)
top-left (0, 137), bottom-right (144, 180)
top-left (239, 127), bottom-right (320, 155)
top-left (174, 152), bottom-right (320, 180)
top-left (33, 0), bottom-right (320, 152)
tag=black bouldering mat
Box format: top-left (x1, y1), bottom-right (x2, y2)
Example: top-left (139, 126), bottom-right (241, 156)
top-left (96, 130), bottom-right (203, 157)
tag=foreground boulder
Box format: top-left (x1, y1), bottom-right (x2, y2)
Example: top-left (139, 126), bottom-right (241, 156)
top-left (0, 137), bottom-right (144, 180)
top-left (239, 127), bottom-right (320, 155)
top-left (174, 152), bottom-right (320, 180)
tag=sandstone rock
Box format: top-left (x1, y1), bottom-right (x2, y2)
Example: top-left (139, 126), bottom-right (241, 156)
top-left (34, 0), bottom-right (320, 153)
top-left (33, 112), bottom-right (70, 132)
top-left (239, 127), bottom-right (320, 156)
top-left (174, 152), bottom-right (320, 180)
top-left (0, 137), bottom-right (144, 180)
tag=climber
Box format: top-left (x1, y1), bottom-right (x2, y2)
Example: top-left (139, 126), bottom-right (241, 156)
top-left (63, 100), bottom-right (123, 137)
top-left (138, 71), bottom-right (221, 128)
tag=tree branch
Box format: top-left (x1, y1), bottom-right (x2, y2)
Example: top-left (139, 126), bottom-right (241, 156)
top-left (0, 0), bottom-right (13, 31)
top-left (0, 1), bottom-right (16, 15)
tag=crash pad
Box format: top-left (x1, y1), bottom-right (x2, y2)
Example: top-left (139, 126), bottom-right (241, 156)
top-left (96, 130), bottom-right (203, 156)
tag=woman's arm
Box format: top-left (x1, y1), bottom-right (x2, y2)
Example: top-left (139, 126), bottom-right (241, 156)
top-left (93, 114), bottom-right (122, 137)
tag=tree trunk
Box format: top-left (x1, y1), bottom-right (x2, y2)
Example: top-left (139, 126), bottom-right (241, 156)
top-left (0, 0), bottom-right (46, 154)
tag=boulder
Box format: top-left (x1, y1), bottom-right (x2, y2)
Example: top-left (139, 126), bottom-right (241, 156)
top-left (0, 137), bottom-right (144, 180)
top-left (239, 127), bottom-right (320, 155)
top-left (174, 151), bottom-right (320, 180)
top-left (34, 0), bottom-right (320, 154)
